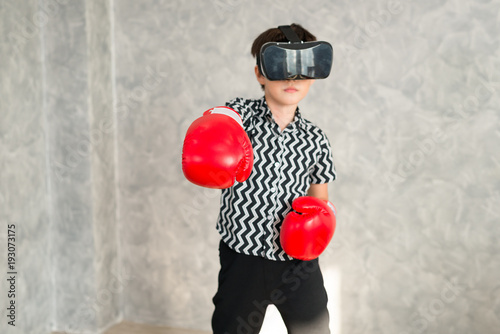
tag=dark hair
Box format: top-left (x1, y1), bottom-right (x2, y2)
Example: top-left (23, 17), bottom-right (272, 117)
top-left (251, 24), bottom-right (317, 89)
top-left (251, 23), bottom-right (317, 58)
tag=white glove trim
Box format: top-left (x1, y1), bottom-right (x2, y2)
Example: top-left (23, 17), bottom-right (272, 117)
top-left (326, 201), bottom-right (336, 216)
top-left (208, 106), bottom-right (244, 128)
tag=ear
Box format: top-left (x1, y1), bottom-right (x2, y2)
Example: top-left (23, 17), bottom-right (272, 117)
top-left (254, 65), bottom-right (266, 86)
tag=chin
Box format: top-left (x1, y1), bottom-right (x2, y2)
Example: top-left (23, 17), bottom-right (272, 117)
top-left (282, 95), bottom-right (305, 105)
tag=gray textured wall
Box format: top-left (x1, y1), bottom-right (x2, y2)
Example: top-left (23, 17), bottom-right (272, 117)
top-left (2, 0), bottom-right (120, 333)
top-left (1, 0), bottom-right (499, 333)
top-left (1, 0), bottom-right (52, 333)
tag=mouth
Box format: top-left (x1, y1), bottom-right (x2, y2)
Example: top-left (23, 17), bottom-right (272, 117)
top-left (284, 87), bottom-right (298, 93)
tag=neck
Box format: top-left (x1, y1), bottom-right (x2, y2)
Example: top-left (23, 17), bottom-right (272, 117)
top-left (265, 97), bottom-right (297, 131)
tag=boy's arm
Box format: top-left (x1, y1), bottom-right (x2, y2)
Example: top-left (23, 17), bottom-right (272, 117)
top-left (307, 183), bottom-right (329, 201)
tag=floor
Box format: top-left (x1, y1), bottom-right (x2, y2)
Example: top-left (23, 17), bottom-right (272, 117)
top-left (103, 306), bottom-right (290, 333)
top-left (51, 305), bottom-right (292, 333)
top-left (52, 321), bottom-right (211, 334)
top-left (104, 321), bottom-right (210, 334)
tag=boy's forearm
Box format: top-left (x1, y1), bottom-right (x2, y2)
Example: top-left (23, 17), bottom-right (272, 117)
top-left (307, 183), bottom-right (329, 201)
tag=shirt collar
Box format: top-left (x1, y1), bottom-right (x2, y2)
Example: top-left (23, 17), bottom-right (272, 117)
top-left (258, 96), bottom-right (308, 131)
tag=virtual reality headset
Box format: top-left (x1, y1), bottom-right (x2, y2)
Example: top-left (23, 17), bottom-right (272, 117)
top-left (257, 25), bottom-right (333, 81)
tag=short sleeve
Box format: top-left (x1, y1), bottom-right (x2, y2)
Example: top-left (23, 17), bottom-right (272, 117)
top-left (310, 131), bottom-right (336, 184)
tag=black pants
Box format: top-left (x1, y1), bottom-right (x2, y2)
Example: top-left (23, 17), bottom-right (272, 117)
top-left (212, 240), bottom-right (330, 334)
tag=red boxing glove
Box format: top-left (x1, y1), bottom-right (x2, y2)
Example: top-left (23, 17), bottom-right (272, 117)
top-left (280, 196), bottom-right (337, 261)
top-left (182, 106), bottom-right (253, 189)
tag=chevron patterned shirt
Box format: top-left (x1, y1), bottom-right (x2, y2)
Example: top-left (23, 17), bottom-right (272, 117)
top-left (216, 96), bottom-right (336, 261)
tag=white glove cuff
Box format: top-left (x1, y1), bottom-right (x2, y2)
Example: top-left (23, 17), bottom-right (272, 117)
top-left (208, 106), bottom-right (244, 128)
top-left (326, 201), bottom-right (336, 216)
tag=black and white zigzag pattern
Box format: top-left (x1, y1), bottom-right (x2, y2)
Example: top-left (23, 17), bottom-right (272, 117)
top-left (216, 97), bottom-right (336, 261)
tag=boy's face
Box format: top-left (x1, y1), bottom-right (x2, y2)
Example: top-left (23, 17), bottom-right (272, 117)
top-left (255, 66), bottom-right (314, 108)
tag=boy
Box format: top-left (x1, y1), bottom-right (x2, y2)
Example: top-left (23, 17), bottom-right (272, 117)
top-left (183, 23), bottom-right (336, 333)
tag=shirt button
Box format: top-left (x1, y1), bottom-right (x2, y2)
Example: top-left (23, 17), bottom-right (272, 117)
top-left (267, 215), bottom-right (273, 220)
top-left (270, 187), bottom-right (276, 193)
top-left (278, 137), bottom-right (284, 142)
top-left (274, 162), bottom-right (280, 167)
